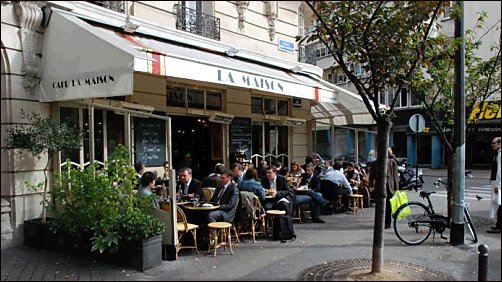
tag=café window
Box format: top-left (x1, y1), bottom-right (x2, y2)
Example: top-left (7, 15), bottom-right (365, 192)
top-left (207, 91), bottom-right (222, 111)
top-left (252, 97), bottom-right (289, 116)
top-left (277, 100), bottom-right (289, 116)
top-left (167, 86), bottom-right (186, 107)
top-left (59, 107), bottom-right (123, 171)
top-left (187, 88), bottom-right (204, 109)
top-left (167, 83), bottom-right (222, 111)
top-left (251, 97), bottom-right (263, 114)
top-left (264, 98), bottom-right (276, 114)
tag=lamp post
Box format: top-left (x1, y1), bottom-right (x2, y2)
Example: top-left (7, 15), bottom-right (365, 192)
top-left (451, 1), bottom-right (465, 245)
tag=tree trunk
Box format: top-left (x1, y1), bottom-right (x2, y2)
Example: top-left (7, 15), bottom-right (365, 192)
top-left (371, 120), bottom-right (391, 273)
top-left (41, 156), bottom-right (51, 224)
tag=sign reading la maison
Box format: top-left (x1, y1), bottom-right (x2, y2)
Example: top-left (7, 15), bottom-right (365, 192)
top-left (217, 69), bottom-right (284, 93)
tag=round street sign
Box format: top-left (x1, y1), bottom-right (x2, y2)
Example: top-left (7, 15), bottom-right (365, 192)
top-left (409, 114), bottom-right (425, 132)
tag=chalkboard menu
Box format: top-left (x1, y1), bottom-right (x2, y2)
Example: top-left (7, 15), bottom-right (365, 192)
top-left (134, 117), bottom-right (166, 166)
top-left (229, 117), bottom-right (252, 160)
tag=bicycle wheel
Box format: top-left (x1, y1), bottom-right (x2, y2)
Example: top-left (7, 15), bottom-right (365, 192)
top-left (464, 207), bottom-right (478, 243)
top-left (393, 202), bottom-right (433, 245)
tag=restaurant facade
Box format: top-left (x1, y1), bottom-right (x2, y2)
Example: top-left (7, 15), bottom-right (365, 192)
top-left (1, 1), bottom-right (372, 248)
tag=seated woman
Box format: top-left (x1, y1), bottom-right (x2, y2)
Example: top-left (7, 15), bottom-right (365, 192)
top-left (137, 171), bottom-right (160, 208)
top-left (239, 168), bottom-right (266, 203)
top-left (288, 161), bottom-right (304, 177)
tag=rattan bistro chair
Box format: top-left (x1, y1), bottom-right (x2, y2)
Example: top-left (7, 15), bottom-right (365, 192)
top-left (176, 206), bottom-right (199, 257)
top-left (202, 187), bottom-right (215, 202)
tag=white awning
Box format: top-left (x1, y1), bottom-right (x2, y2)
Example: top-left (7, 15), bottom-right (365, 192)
top-left (39, 10), bottom-right (336, 103)
top-left (39, 10), bottom-right (151, 102)
top-left (114, 31), bottom-right (337, 103)
top-left (311, 84), bottom-right (375, 126)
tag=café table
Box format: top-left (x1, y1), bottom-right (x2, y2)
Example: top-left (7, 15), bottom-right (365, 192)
top-left (185, 204), bottom-right (220, 211)
top-left (185, 204), bottom-right (221, 248)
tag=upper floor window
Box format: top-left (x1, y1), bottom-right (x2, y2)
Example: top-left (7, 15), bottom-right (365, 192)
top-left (442, 2), bottom-right (452, 21)
top-left (378, 87), bottom-right (420, 108)
top-left (176, 1), bottom-right (220, 41)
top-left (251, 97), bottom-right (289, 116)
top-left (167, 84), bottom-right (223, 111)
top-left (87, 1), bottom-right (125, 13)
top-left (298, 6), bottom-right (306, 36)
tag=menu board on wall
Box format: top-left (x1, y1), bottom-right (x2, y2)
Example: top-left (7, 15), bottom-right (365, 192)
top-left (134, 117), bottom-right (165, 167)
top-left (229, 117), bottom-right (252, 160)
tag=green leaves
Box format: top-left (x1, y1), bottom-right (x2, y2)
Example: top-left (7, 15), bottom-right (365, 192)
top-left (303, 1), bottom-right (446, 120)
top-left (51, 145), bottom-right (165, 254)
top-left (5, 110), bottom-right (82, 158)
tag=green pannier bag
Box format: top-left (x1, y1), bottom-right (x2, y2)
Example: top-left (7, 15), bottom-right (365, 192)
top-left (390, 190), bottom-right (411, 220)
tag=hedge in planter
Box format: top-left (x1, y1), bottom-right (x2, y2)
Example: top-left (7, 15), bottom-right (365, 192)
top-left (50, 145), bottom-right (165, 271)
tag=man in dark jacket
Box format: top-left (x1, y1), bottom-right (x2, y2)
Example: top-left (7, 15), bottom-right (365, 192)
top-left (261, 165), bottom-right (294, 216)
top-left (300, 165), bottom-right (321, 191)
top-left (202, 163), bottom-right (225, 188)
top-left (207, 170), bottom-right (240, 223)
top-left (176, 167), bottom-right (203, 201)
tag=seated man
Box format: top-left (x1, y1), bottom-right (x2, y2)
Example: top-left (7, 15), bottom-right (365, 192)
top-left (300, 165), bottom-right (321, 191)
top-left (176, 167), bottom-right (203, 202)
top-left (296, 165), bottom-right (335, 218)
top-left (344, 162), bottom-right (361, 194)
top-left (207, 170), bottom-right (240, 223)
top-left (324, 162), bottom-right (352, 212)
top-left (202, 163), bottom-right (225, 188)
top-left (261, 165), bottom-right (294, 216)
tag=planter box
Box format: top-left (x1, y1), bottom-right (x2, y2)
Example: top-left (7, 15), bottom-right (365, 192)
top-left (42, 227), bottom-right (92, 258)
top-left (91, 235), bottom-right (162, 271)
top-left (23, 218), bottom-right (44, 248)
top-left (25, 219), bottom-right (162, 271)
top-left (24, 218), bottom-right (55, 248)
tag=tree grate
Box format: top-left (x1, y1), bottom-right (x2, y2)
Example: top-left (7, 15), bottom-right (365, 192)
top-left (297, 258), bottom-right (457, 281)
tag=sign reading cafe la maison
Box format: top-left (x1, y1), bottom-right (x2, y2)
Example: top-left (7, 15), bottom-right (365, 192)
top-left (51, 74), bottom-right (115, 89)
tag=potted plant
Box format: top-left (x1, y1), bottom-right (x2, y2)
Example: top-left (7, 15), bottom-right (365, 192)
top-left (4, 110), bottom-right (82, 247)
top-left (50, 145), bottom-right (165, 271)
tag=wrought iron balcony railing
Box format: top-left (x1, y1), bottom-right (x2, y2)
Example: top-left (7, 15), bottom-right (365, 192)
top-left (299, 42), bottom-right (316, 65)
top-left (175, 4), bottom-right (221, 41)
top-left (87, 1), bottom-right (125, 13)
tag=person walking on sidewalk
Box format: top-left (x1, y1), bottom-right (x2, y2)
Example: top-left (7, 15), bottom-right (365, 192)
top-left (487, 137), bottom-right (501, 233)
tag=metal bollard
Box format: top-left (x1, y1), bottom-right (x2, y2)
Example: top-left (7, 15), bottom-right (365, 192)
top-left (478, 244), bottom-right (488, 281)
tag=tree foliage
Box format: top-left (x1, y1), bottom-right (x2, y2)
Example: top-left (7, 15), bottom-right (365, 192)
top-left (410, 7), bottom-right (501, 151)
top-left (408, 4), bottom-right (501, 218)
top-left (4, 110), bottom-right (83, 223)
top-left (301, 1), bottom-right (448, 273)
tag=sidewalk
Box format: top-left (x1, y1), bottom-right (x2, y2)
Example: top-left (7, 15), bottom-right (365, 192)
top-left (2, 199), bottom-right (500, 281)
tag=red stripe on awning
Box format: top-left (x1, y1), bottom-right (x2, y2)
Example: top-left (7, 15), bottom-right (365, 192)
top-left (314, 87), bottom-right (320, 101)
top-left (151, 53), bottom-right (161, 75)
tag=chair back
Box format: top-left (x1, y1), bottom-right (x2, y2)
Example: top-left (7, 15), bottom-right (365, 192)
top-left (320, 179), bottom-right (339, 202)
top-left (237, 191), bottom-right (257, 223)
top-left (176, 206), bottom-right (188, 232)
top-left (228, 194), bottom-right (240, 223)
top-left (202, 187), bottom-right (215, 202)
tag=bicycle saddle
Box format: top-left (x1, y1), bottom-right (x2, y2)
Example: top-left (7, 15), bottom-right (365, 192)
top-left (420, 190), bottom-right (435, 198)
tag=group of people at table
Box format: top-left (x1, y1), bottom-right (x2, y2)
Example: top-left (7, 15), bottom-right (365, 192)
top-left (135, 156), bottom-right (367, 246)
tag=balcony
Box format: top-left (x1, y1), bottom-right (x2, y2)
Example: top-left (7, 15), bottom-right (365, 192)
top-left (87, 1), bottom-right (125, 13)
top-left (175, 4), bottom-right (221, 41)
top-left (299, 43), bottom-right (316, 65)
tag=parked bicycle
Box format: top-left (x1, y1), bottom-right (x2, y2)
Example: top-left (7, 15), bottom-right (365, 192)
top-left (393, 172), bottom-right (478, 245)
